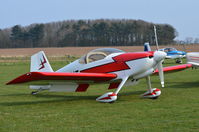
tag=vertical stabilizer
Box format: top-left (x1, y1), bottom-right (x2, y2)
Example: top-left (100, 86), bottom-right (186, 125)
top-left (30, 51), bottom-right (53, 72)
top-left (144, 42), bottom-right (151, 51)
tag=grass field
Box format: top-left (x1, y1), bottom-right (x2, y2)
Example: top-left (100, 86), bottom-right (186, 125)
top-left (0, 58), bottom-right (199, 132)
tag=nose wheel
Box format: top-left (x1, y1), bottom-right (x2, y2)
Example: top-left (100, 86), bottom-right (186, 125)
top-left (176, 58), bottom-right (182, 64)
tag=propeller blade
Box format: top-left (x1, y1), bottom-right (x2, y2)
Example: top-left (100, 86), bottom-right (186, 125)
top-left (157, 61), bottom-right (164, 87)
top-left (154, 25), bottom-right (159, 50)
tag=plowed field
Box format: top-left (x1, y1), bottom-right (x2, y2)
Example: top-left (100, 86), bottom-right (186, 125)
top-left (0, 45), bottom-right (198, 57)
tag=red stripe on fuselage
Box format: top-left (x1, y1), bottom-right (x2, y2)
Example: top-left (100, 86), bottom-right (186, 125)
top-left (81, 52), bottom-right (154, 73)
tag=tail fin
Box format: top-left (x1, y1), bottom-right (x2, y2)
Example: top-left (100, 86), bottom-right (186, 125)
top-left (144, 42), bottom-right (151, 51)
top-left (30, 51), bottom-right (53, 72)
top-left (187, 52), bottom-right (199, 67)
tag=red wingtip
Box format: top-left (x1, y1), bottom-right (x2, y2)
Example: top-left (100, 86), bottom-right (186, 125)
top-left (6, 72), bottom-right (33, 85)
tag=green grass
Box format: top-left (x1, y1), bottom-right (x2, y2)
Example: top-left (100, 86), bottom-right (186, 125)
top-left (0, 59), bottom-right (199, 132)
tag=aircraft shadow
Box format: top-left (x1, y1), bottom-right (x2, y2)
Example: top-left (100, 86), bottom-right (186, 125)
top-left (0, 90), bottom-right (145, 106)
top-left (119, 90), bottom-right (144, 96)
top-left (0, 95), bottom-right (96, 106)
top-left (149, 81), bottom-right (199, 89)
top-left (0, 93), bottom-right (29, 96)
top-left (165, 81), bottom-right (199, 89)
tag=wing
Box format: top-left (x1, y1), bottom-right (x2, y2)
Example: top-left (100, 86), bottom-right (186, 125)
top-left (6, 72), bottom-right (117, 85)
top-left (153, 64), bottom-right (192, 74)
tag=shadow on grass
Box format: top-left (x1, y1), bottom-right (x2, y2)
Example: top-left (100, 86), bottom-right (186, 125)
top-left (119, 90), bottom-right (144, 96)
top-left (163, 62), bottom-right (178, 65)
top-left (149, 81), bottom-right (199, 89)
top-left (0, 95), bottom-right (97, 106)
top-left (0, 93), bottom-right (29, 96)
top-left (0, 90), bottom-right (145, 106)
top-left (167, 81), bottom-right (199, 89)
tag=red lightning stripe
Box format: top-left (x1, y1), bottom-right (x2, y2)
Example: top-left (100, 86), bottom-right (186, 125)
top-left (38, 55), bottom-right (47, 70)
top-left (81, 52), bottom-right (154, 73)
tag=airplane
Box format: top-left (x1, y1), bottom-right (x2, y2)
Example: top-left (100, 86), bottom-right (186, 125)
top-left (6, 45), bottom-right (199, 103)
top-left (158, 47), bottom-right (186, 63)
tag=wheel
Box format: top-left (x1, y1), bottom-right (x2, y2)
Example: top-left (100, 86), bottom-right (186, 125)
top-left (176, 59), bottom-right (182, 64)
top-left (31, 91), bottom-right (38, 95)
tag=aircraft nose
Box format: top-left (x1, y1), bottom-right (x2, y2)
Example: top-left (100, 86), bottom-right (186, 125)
top-left (154, 51), bottom-right (167, 62)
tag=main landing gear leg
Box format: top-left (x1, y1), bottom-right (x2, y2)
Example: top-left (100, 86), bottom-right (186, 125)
top-left (142, 76), bottom-right (161, 99)
top-left (96, 76), bottom-right (129, 103)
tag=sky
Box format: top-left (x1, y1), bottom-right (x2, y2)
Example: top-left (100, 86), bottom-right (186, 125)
top-left (0, 0), bottom-right (199, 40)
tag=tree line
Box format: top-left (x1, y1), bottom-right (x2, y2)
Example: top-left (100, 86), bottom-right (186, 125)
top-left (0, 19), bottom-right (177, 48)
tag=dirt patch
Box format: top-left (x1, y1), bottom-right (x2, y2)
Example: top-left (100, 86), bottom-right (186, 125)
top-left (0, 45), bottom-right (199, 57)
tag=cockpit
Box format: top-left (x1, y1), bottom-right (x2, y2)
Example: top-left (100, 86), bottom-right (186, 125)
top-left (164, 48), bottom-right (177, 52)
top-left (79, 48), bottom-right (125, 64)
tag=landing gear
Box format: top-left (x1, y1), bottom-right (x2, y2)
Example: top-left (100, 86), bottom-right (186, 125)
top-left (142, 88), bottom-right (161, 99)
top-left (176, 58), bottom-right (182, 64)
top-left (142, 76), bottom-right (161, 99)
top-left (96, 76), bottom-right (129, 103)
top-left (96, 92), bottom-right (117, 103)
top-left (31, 91), bottom-right (38, 95)
top-left (31, 88), bottom-right (44, 95)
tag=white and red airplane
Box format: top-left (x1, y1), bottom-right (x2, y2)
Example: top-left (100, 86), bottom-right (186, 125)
top-left (6, 45), bottom-right (199, 103)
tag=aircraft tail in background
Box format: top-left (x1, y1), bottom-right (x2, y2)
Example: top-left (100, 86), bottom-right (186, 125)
top-left (144, 42), bottom-right (151, 51)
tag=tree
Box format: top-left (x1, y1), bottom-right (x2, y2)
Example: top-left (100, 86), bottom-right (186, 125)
top-left (194, 38), bottom-right (199, 44)
top-left (0, 19), bottom-right (177, 48)
top-left (10, 25), bottom-right (25, 48)
top-left (10, 25), bottom-right (23, 40)
top-left (185, 37), bottom-right (193, 44)
top-left (28, 24), bottom-right (44, 47)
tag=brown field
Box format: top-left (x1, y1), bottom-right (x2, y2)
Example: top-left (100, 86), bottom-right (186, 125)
top-left (0, 44), bottom-right (199, 57)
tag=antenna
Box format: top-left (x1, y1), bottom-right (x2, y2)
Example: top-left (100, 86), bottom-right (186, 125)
top-left (154, 25), bottom-right (159, 50)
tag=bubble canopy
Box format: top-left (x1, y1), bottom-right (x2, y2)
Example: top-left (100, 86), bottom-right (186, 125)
top-left (160, 48), bottom-right (177, 52)
top-left (79, 48), bottom-right (125, 64)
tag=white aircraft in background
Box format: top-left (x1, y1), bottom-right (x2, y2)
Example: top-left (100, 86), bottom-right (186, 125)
top-left (7, 44), bottom-right (199, 103)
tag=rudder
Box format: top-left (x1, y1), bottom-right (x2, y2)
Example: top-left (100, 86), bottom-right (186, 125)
top-left (144, 42), bottom-right (151, 51)
top-left (30, 51), bottom-right (53, 72)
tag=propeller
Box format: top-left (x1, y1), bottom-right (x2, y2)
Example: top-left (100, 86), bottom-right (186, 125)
top-left (153, 25), bottom-right (166, 87)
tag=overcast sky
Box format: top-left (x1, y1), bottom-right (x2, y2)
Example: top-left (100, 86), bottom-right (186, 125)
top-left (0, 0), bottom-right (198, 40)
